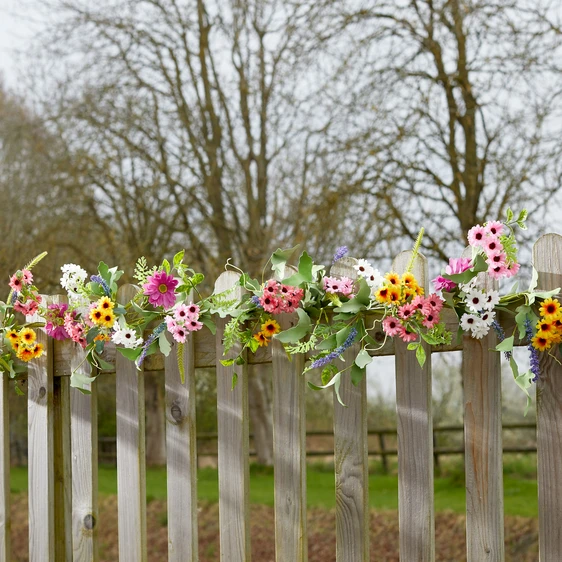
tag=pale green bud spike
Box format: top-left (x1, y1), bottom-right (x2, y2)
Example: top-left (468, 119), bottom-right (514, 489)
top-left (406, 228), bottom-right (424, 274)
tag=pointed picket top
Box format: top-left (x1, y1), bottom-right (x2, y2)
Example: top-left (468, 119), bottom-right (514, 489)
top-left (392, 250), bottom-right (428, 289)
top-left (533, 232), bottom-right (562, 562)
top-left (331, 256), bottom-right (359, 280)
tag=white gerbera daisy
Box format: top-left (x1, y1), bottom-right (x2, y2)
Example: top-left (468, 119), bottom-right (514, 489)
top-left (460, 313), bottom-right (479, 332)
top-left (466, 289), bottom-right (486, 313)
top-left (483, 290), bottom-right (500, 311)
top-left (471, 320), bottom-right (490, 339)
top-left (112, 326), bottom-right (143, 348)
top-left (480, 310), bottom-right (496, 325)
top-left (353, 259), bottom-right (375, 278)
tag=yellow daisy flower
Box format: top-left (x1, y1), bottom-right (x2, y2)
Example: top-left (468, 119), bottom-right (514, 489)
top-left (89, 308), bottom-right (104, 324)
top-left (253, 332), bottom-right (270, 347)
top-left (540, 298), bottom-right (561, 320)
top-left (99, 311), bottom-right (116, 329)
top-left (6, 329), bottom-right (20, 345)
top-left (97, 296), bottom-right (115, 311)
top-left (536, 320), bottom-right (556, 337)
top-left (532, 334), bottom-right (552, 352)
top-left (388, 286), bottom-right (401, 304)
top-left (385, 272), bottom-right (400, 286)
top-left (17, 347), bottom-right (35, 362)
top-left (401, 272), bottom-right (417, 287)
top-left (261, 319), bottom-right (281, 337)
top-left (32, 343), bottom-right (45, 359)
top-left (375, 286), bottom-right (391, 304)
top-left (19, 328), bottom-right (36, 346)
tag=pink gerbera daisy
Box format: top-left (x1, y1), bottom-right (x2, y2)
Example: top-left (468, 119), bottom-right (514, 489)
top-left (21, 270), bottom-right (33, 285)
top-left (143, 270), bottom-right (178, 309)
top-left (432, 276), bottom-right (457, 292)
top-left (411, 295), bottom-right (432, 316)
top-left (485, 250), bottom-right (507, 267)
top-left (382, 316), bottom-right (402, 337)
top-left (445, 257), bottom-right (472, 275)
top-left (484, 236), bottom-right (502, 255)
top-left (484, 221), bottom-right (504, 237)
top-left (398, 303), bottom-right (416, 320)
top-left (323, 276), bottom-right (342, 294)
top-left (488, 264), bottom-right (508, 280)
top-left (467, 225), bottom-right (486, 247)
top-left (172, 326), bottom-right (187, 343)
top-left (186, 318), bottom-right (203, 332)
top-left (8, 274), bottom-right (23, 292)
top-left (505, 262), bottom-right (520, 278)
top-left (425, 293), bottom-right (444, 313)
top-left (397, 325), bottom-right (418, 343)
top-left (422, 313), bottom-right (439, 329)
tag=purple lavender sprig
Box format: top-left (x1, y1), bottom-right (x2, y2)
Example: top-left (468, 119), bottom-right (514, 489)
top-left (524, 318), bottom-right (541, 382)
top-left (491, 320), bottom-right (512, 360)
top-left (90, 275), bottom-right (111, 296)
top-left (137, 322), bottom-right (166, 367)
top-left (310, 327), bottom-right (358, 370)
top-left (250, 295), bottom-right (262, 308)
top-left (332, 246), bottom-right (348, 264)
top-left (10, 292), bottom-right (18, 305)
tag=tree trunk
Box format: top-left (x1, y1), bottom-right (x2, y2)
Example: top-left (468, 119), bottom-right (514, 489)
top-left (248, 364), bottom-right (274, 466)
top-left (145, 371), bottom-right (166, 466)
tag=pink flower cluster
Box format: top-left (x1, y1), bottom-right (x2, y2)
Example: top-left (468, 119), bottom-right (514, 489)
top-left (382, 293), bottom-right (444, 342)
top-left (8, 269), bottom-right (33, 293)
top-left (13, 294), bottom-right (41, 316)
top-left (63, 313), bottom-right (87, 348)
top-left (323, 276), bottom-right (354, 296)
top-left (45, 303), bottom-right (70, 340)
top-left (432, 258), bottom-right (472, 292)
top-left (259, 280), bottom-right (304, 314)
top-left (467, 222), bottom-right (519, 280)
top-left (165, 302), bottom-right (203, 343)
top-left (9, 269), bottom-right (42, 315)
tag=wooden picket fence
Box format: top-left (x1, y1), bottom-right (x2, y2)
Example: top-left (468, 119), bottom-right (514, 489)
top-left (1, 234), bottom-right (562, 561)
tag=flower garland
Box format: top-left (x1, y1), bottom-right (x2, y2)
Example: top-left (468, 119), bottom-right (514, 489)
top-left (0, 209), bottom-right (559, 409)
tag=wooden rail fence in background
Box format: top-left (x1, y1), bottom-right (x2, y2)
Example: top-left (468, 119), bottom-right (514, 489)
top-left (0, 235), bottom-right (561, 561)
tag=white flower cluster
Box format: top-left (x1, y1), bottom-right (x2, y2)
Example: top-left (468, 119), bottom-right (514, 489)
top-left (112, 325), bottom-right (143, 348)
top-left (460, 286), bottom-right (500, 339)
top-left (353, 259), bottom-right (384, 290)
top-left (60, 264), bottom-right (89, 307)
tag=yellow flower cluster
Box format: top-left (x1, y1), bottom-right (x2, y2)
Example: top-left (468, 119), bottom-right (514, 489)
top-left (89, 296), bottom-right (116, 329)
top-left (6, 328), bottom-right (44, 362)
top-left (374, 272), bottom-right (424, 305)
top-left (532, 298), bottom-right (562, 352)
top-left (253, 319), bottom-right (281, 347)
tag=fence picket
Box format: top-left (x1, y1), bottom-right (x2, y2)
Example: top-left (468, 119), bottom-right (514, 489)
top-left (461, 252), bottom-right (504, 561)
top-left (332, 258), bottom-right (369, 562)
top-left (165, 334), bottom-right (198, 562)
top-left (533, 234), bottom-right (562, 561)
top-left (393, 251), bottom-right (434, 562)
top-left (70, 347), bottom-right (98, 562)
top-left (27, 304), bottom-right (55, 562)
top-left (0, 372), bottom-right (9, 562)
top-left (116, 284), bottom-right (147, 562)
top-left (215, 272), bottom-right (251, 562)
top-left (272, 312), bottom-right (307, 562)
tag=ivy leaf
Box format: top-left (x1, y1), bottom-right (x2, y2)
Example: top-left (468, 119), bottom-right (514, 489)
top-left (334, 278), bottom-right (371, 313)
top-left (86, 327), bottom-right (100, 344)
top-left (70, 370), bottom-right (97, 393)
top-left (316, 334), bottom-right (337, 351)
top-left (158, 332), bottom-right (172, 357)
top-left (231, 373), bottom-right (238, 390)
top-left (308, 370), bottom-right (341, 390)
top-left (407, 342), bottom-right (418, 351)
top-left (351, 364), bottom-right (365, 386)
top-left (271, 246), bottom-right (299, 278)
top-left (274, 308), bottom-right (312, 343)
top-left (283, 251), bottom-right (313, 286)
top-left (416, 344), bottom-right (426, 368)
top-left (173, 250), bottom-right (185, 268)
top-left (117, 347), bottom-right (143, 361)
top-left (495, 335), bottom-right (514, 353)
top-left (354, 348), bottom-right (372, 369)
top-left (220, 358), bottom-right (235, 367)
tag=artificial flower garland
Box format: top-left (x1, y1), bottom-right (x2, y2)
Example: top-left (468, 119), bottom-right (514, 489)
top-left (0, 209), bottom-right (559, 408)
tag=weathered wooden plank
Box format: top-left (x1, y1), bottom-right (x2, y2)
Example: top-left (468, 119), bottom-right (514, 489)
top-left (27, 305), bottom-right (55, 562)
top-left (165, 333), bottom-right (198, 562)
top-left (53, 374), bottom-right (72, 562)
top-left (116, 284), bottom-right (147, 562)
top-left (215, 272), bottom-right (251, 562)
top-left (0, 373), bottom-right (10, 562)
top-left (70, 353), bottom-right (99, 561)
top-left (534, 234), bottom-right (562, 561)
top-left (461, 250), bottom-right (504, 562)
top-left (272, 312), bottom-right (307, 562)
top-left (393, 251), bottom-right (434, 562)
top-left (332, 257), bottom-right (369, 562)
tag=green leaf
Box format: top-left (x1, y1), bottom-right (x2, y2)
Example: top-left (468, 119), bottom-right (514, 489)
top-left (162, 259), bottom-right (171, 274)
top-left (407, 342), bottom-right (418, 351)
top-left (231, 373), bottom-right (238, 390)
top-left (220, 358), bottom-right (235, 367)
top-left (336, 325), bottom-right (352, 347)
top-left (98, 261), bottom-right (110, 281)
top-left (509, 358), bottom-right (533, 416)
top-left (351, 364), bottom-right (365, 386)
top-left (117, 347), bottom-right (143, 361)
top-left (200, 316), bottom-right (216, 335)
top-left (334, 278), bottom-right (371, 313)
top-left (158, 332), bottom-right (172, 357)
top-left (354, 348), bottom-right (372, 369)
top-left (248, 337), bottom-right (260, 353)
top-left (321, 365), bottom-right (337, 385)
top-left (308, 370), bottom-right (341, 390)
top-left (70, 370), bottom-right (97, 393)
top-left (173, 250), bottom-right (185, 268)
top-left (506, 208), bottom-right (514, 223)
top-left (316, 334), bottom-right (337, 351)
top-left (416, 344), bottom-right (426, 368)
top-left (283, 251), bottom-right (314, 286)
top-left (528, 268), bottom-right (539, 293)
top-left (442, 254), bottom-right (487, 284)
top-left (334, 373), bottom-right (346, 407)
top-left (515, 306), bottom-right (531, 340)
top-left (495, 335), bottom-right (514, 352)
top-left (271, 246), bottom-right (299, 278)
top-left (86, 327), bottom-right (100, 345)
top-left (274, 308), bottom-right (312, 343)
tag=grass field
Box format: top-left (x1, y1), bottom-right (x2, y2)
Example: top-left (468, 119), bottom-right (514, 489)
top-left (9, 454), bottom-right (539, 518)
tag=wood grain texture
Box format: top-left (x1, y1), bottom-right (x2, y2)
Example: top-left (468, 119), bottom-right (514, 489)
top-left (331, 258), bottom-right (369, 562)
top-left (392, 251), bottom-right (434, 562)
top-left (461, 248), bottom-right (504, 561)
top-left (70, 352), bottom-right (98, 561)
top-left (215, 271), bottom-right (251, 562)
top-left (0, 373), bottom-right (9, 562)
top-left (272, 312), bottom-right (307, 562)
top-left (533, 234), bottom-right (562, 562)
top-left (165, 332), bottom-right (198, 562)
top-left (116, 284), bottom-right (147, 562)
top-left (27, 303), bottom-right (55, 562)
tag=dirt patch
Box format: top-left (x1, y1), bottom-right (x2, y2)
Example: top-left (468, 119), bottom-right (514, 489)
top-left (9, 495), bottom-right (538, 561)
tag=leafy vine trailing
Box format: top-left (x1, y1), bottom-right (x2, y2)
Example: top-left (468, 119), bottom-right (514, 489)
top-left (0, 209), bottom-right (559, 411)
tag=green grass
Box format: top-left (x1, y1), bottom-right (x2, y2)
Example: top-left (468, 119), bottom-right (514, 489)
top-left (9, 459), bottom-right (539, 518)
